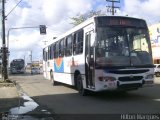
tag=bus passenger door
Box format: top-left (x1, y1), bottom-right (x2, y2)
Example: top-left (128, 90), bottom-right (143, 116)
top-left (85, 31), bottom-right (95, 89)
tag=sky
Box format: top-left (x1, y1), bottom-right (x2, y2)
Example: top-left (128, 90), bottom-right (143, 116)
top-left (2, 0), bottom-right (160, 63)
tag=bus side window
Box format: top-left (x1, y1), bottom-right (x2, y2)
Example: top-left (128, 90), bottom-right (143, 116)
top-left (73, 30), bottom-right (83, 55)
top-left (46, 51), bottom-right (48, 61)
top-left (55, 42), bottom-right (59, 58)
top-left (59, 40), bottom-right (62, 57)
top-left (59, 39), bottom-right (64, 57)
top-left (73, 33), bottom-right (77, 55)
top-left (53, 43), bottom-right (56, 58)
top-left (65, 35), bottom-right (72, 56)
top-left (51, 44), bottom-right (54, 59)
top-left (61, 39), bottom-right (65, 57)
top-left (49, 46), bottom-right (52, 60)
top-left (78, 30), bottom-right (83, 54)
top-left (48, 46), bottom-right (50, 60)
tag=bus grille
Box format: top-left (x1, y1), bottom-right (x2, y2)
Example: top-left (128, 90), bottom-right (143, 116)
top-left (118, 83), bottom-right (142, 90)
top-left (108, 69), bottom-right (149, 74)
top-left (118, 76), bottom-right (143, 82)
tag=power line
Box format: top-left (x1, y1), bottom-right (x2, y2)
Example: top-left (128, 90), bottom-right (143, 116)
top-left (5, 0), bottom-right (23, 18)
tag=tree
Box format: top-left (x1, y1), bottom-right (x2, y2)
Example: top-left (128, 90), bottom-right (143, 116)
top-left (70, 14), bottom-right (86, 26)
top-left (70, 10), bottom-right (105, 26)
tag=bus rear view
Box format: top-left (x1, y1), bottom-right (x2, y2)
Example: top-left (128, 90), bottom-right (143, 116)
top-left (94, 16), bottom-right (154, 92)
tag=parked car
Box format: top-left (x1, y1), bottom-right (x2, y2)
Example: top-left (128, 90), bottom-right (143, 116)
top-left (154, 64), bottom-right (160, 77)
top-left (31, 67), bottom-right (40, 74)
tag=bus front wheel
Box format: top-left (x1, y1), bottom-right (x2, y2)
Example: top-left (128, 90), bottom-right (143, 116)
top-left (77, 74), bottom-right (88, 96)
top-left (156, 72), bottom-right (160, 77)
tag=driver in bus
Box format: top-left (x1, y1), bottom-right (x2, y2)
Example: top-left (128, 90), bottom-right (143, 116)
top-left (109, 40), bottom-right (122, 56)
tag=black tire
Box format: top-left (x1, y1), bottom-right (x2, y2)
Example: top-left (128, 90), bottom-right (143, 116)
top-left (156, 72), bottom-right (160, 77)
top-left (50, 71), bottom-right (54, 85)
top-left (76, 74), bottom-right (88, 96)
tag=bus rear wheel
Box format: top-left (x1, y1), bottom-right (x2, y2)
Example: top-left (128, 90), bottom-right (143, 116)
top-left (50, 71), bottom-right (54, 86)
top-left (76, 74), bottom-right (88, 96)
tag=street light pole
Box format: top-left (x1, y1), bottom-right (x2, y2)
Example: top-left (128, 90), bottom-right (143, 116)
top-left (7, 27), bottom-right (39, 49)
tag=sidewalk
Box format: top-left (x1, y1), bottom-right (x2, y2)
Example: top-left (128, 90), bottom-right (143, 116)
top-left (0, 79), bottom-right (20, 113)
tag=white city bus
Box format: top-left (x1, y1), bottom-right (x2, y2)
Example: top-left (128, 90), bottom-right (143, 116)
top-left (43, 16), bottom-right (154, 95)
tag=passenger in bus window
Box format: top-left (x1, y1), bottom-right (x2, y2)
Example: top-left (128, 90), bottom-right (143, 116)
top-left (109, 41), bottom-right (116, 50)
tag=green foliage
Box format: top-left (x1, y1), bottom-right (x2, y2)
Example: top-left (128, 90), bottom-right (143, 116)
top-left (70, 10), bottom-right (105, 26)
top-left (70, 15), bottom-right (86, 26)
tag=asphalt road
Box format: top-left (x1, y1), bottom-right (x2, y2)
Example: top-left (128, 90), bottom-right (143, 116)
top-left (10, 73), bottom-right (160, 114)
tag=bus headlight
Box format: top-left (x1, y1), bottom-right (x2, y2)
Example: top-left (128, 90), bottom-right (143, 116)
top-left (145, 74), bottom-right (154, 79)
top-left (99, 76), bottom-right (116, 81)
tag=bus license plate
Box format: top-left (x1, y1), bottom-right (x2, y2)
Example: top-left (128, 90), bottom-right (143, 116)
top-left (107, 82), bottom-right (116, 89)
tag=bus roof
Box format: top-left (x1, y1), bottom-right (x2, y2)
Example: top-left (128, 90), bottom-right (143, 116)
top-left (44, 15), bottom-right (146, 48)
top-left (11, 59), bottom-right (24, 62)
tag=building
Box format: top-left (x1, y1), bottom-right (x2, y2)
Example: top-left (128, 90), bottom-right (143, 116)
top-left (26, 60), bottom-right (43, 69)
top-left (149, 23), bottom-right (160, 64)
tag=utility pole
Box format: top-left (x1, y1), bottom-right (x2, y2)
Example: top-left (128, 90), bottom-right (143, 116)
top-left (42, 40), bottom-right (48, 45)
top-left (1, 0), bottom-right (8, 81)
top-left (30, 50), bottom-right (32, 67)
top-left (106, 0), bottom-right (120, 15)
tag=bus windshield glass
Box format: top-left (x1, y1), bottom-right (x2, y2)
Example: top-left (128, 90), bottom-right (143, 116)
top-left (12, 61), bottom-right (24, 67)
top-left (11, 59), bottom-right (24, 68)
top-left (96, 27), bottom-right (152, 68)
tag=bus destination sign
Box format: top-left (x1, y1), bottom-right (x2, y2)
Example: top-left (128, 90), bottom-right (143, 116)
top-left (109, 19), bottom-right (132, 26)
top-left (96, 16), bottom-right (147, 28)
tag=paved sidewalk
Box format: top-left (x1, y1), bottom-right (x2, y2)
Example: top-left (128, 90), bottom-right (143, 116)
top-left (0, 81), bottom-right (20, 113)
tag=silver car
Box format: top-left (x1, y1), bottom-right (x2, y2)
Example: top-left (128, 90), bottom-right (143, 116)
top-left (31, 67), bottom-right (40, 74)
top-left (154, 64), bottom-right (160, 77)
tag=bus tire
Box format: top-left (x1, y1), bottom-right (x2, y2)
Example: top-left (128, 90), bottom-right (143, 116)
top-left (156, 72), bottom-right (160, 77)
top-left (77, 74), bottom-right (88, 96)
top-left (50, 71), bottom-right (54, 86)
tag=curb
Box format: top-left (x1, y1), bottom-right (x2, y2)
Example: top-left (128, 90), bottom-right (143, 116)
top-left (0, 83), bottom-right (15, 87)
top-left (0, 79), bottom-right (15, 87)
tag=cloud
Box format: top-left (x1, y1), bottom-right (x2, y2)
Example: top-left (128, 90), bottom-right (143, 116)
top-left (3, 0), bottom-right (160, 63)
top-left (122, 0), bottom-right (160, 24)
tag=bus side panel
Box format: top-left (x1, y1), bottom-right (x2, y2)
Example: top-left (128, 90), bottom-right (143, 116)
top-left (53, 54), bottom-right (85, 85)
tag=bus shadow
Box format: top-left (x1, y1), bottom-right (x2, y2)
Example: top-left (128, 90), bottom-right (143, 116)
top-left (51, 81), bottom-right (159, 102)
top-left (30, 84), bottom-right (160, 114)
top-left (9, 74), bottom-right (160, 114)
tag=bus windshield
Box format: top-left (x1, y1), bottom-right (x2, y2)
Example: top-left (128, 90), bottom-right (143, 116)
top-left (96, 27), bottom-right (153, 68)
